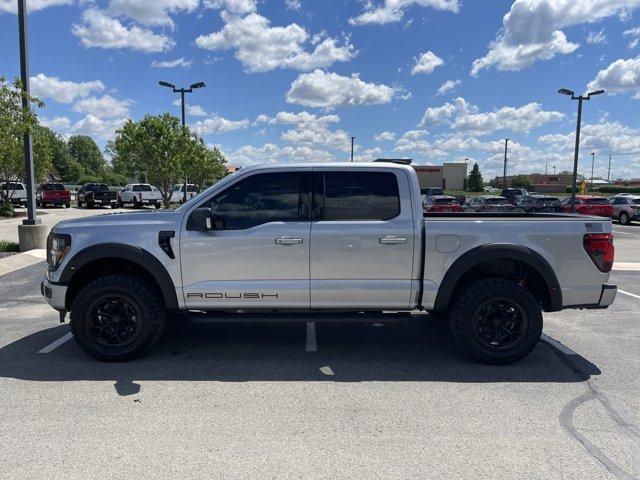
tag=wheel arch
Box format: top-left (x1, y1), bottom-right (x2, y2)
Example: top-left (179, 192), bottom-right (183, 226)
top-left (433, 243), bottom-right (562, 314)
top-left (59, 243), bottom-right (178, 311)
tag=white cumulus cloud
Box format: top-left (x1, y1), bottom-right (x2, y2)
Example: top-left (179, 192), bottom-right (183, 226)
top-left (374, 131), bottom-right (396, 141)
top-left (411, 51), bottom-right (444, 75)
top-left (0, 0), bottom-right (71, 14)
top-left (436, 79), bottom-right (461, 96)
top-left (30, 73), bottom-right (105, 104)
top-left (588, 56), bottom-right (640, 97)
top-left (286, 69), bottom-right (397, 108)
top-left (72, 8), bottom-right (175, 53)
top-left (192, 115), bottom-right (250, 135)
top-left (349, 0), bottom-right (459, 25)
top-left (73, 95), bottom-right (132, 119)
top-left (151, 57), bottom-right (193, 68)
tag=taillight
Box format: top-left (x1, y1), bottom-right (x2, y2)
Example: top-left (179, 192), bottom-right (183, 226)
top-left (583, 233), bottom-right (614, 273)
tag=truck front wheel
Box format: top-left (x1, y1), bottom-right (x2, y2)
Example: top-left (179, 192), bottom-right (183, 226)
top-left (449, 278), bottom-right (542, 365)
top-left (70, 274), bottom-right (166, 361)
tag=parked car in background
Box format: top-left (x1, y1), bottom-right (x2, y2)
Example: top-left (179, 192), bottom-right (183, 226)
top-left (423, 195), bottom-right (463, 213)
top-left (36, 183), bottom-right (70, 208)
top-left (464, 195), bottom-right (513, 212)
top-left (0, 182), bottom-right (27, 206)
top-left (561, 196), bottom-right (614, 218)
top-left (77, 183), bottom-right (118, 209)
top-left (420, 186), bottom-right (444, 196)
top-left (513, 195), bottom-right (562, 213)
top-left (609, 195), bottom-right (640, 225)
top-left (170, 183), bottom-right (198, 203)
top-left (608, 193), bottom-right (633, 198)
top-left (118, 183), bottom-right (162, 209)
top-left (484, 186), bottom-right (500, 193)
top-left (501, 188), bottom-right (529, 205)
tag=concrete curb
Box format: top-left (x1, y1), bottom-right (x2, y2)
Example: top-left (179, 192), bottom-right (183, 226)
top-left (0, 249), bottom-right (46, 277)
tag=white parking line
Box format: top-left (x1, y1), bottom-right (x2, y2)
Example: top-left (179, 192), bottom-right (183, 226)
top-left (38, 332), bottom-right (73, 354)
top-left (541, 334), bottom-right (578, 356)
top-left (619, 289), bottom-right (640, 300)
top-left (305, 322), bottom-right (317, 352)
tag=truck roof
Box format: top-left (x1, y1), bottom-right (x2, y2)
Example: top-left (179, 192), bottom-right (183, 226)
top-left (237, 162), bottom-right (415, 173)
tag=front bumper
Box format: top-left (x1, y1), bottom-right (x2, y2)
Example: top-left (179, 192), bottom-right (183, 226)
top-left (41, 277), bottom-right (67, 311)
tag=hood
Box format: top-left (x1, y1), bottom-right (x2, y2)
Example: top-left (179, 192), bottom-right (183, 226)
top-left (53, 210), bottom-right (183, 233)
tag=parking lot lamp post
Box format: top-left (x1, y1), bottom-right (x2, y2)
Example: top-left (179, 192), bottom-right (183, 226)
top-left (502, 139), bottom-right (509, 189)
top-left (590, 152), bottom-right (595, 191)
top-left (607, 154), bottom-right (612, 183)
top-left (350, 136), bottom-right (355, 162)
top-left (159, 81), bottom-right (206, 202)
top-left (557, 88), bottom-right (604, 211)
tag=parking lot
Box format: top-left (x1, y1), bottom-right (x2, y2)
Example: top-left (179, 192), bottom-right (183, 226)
top-left (1, 208), bottom-right (639, 479)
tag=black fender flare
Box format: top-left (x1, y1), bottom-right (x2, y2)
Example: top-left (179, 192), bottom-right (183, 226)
top-left (59, 243), bottom-right (179, 310)
top-left (432, 243), bottom-right (562, 314)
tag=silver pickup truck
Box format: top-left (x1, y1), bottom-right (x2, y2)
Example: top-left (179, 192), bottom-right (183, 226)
top-left (41, 163), bottom-right (617, 364)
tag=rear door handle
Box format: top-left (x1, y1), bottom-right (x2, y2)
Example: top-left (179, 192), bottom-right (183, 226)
top-left (379, 236), bottom-right (407, 244)
top-left (275, 237), bottom-right (304, 245)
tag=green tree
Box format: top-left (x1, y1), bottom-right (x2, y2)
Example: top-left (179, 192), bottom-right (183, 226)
top-left (35, 125), bottom-right (84, 182)
top-left (68, 135), bottom-right (105, 174)
top-left (467, 162), bottom-right (484, 192)
top-left (108, 113), bottom-right (224, 207)
top-left (0, 77), bottom-right (52, 201)
top-left (511, 174), bottom-right (531, 189)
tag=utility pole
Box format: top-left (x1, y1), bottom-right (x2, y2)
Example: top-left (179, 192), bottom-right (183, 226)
top-left (350, 136), bottom-right (355, 162)
top-left (557, 87), bottom-right (605, 211)
top-left (553, 165), bottom-right (556, 175)
top-left (502, 138), bottom-right (509, 189)
top-left (545, 161), bottom-right (548, 175)
top-left (159, 81), bottom-right (206, 202)
top-left (590, 152), bottom-right (595, 191)
top-left (607, 154), bottom-right (612, 182)
top-left (16, 0), bottom-right (46, 250)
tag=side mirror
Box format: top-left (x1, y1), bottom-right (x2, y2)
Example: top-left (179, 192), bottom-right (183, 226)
top-left (188, 207), bottom-right (224, 231)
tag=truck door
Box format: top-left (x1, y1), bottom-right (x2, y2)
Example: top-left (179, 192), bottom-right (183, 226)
top-left (180, 170), bottom-right (312, 309)
top-left (309, 168), bottom-right (415, 309)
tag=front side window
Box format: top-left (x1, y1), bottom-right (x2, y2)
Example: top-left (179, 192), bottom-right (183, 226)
top-left (321, 171), bottom-right (400, 221)
top-left (209, 172), bottom-right (306, 230)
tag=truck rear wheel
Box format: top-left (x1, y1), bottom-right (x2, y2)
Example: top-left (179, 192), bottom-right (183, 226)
top-left (70, 274), bottom-right (166, 361)
top-left (449, 278), bottom-right (542, 365)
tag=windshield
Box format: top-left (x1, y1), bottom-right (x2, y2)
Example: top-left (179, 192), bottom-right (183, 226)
top-left (421, 187), bottom-right (444, 195)
top-left (3, 182), bottom-right (24, 190)
top-left (133, 185), bottom-right (152, 192)
top-left (42, 183), bottom-right (65, 190)
top-left (87, 184), bottom-right (109, 191)
top-left (585, 198), bottom-right (610, 205)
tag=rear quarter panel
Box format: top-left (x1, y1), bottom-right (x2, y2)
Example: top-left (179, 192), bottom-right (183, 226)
top-left (421, 217), bottom-right (613, 310)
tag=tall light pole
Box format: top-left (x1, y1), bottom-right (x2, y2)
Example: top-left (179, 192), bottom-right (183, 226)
top-left (350, 136), bottom-right (355, 162)
top-left (607, 154), bottom-right (612, 183)
top-left (502, 138), bottom-right (509, 189)
top-left (159, 81), bottom-right (206, 202)
top-left (590, 152), bottom-right (595, 191)
top-left (557, 88), bottom-right (605, 211)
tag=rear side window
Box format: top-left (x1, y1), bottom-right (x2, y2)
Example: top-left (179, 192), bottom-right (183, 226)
top-left (321, 171), bottom-right (400, 221)
top-left (210, 172), bottom-right (306, 230)
top-left (132, 185), bottom-right (152, 192)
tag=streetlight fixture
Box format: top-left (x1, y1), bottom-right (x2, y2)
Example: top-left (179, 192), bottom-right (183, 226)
top-left (159, 80), bottom-right (206, 202)
top-left (502, 138), bottom-right (509, 189)
top-left (557, 87), bottom-right (605, 211)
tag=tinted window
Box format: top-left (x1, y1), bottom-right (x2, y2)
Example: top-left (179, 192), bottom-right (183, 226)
top-left (4, 182), bottom-right (24, 190)
top-left (435, 197), bottom-right (456, 205)
top-left (537, 197), bottom-right (559, 204)
top-left (585, 198), bottom-right (610, 205)
top-left (486, 197), bottom-right (507, 204)
top-left (634, 199), bottom-right (640, 205)
top-left (322, 171), bottom-right (399, 221)
top-left (41, 183), bottom-right (65, 191)
top-left (421, 187), bottom-right (444, 196)
top-left (132, 185), bottom-right (152, 192)
top-left (210, 172), bottom-right (305, 229)
top-left (86, 184), bottom-right (109, 191)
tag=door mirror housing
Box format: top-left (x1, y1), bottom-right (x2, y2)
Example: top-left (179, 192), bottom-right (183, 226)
top-left (188, 207), bottom-right (224, 231)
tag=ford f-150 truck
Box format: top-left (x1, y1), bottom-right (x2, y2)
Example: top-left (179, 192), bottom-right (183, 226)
top-left (36, 183), bottom-right (71, 208)
top-left (41, 163), bottom-right (617, 364)
top-left (118, 183), bottom-right (162, 209)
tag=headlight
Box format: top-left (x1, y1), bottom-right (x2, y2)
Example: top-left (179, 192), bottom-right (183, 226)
top-left (47, 232), bottom-right (71, 271)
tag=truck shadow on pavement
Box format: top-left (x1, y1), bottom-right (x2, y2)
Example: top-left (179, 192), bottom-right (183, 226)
top-left (0, 315), bottom-right (601, 396)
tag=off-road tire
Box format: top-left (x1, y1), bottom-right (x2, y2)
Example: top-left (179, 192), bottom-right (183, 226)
top-left (70, 274), bottom-right (166, 361)
top-left (449, 278), bottom-right (543, 365)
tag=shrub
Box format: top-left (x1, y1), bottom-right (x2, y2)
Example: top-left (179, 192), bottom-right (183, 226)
top-left (0, 201), bottom-right (14, 217)
top-left (0, 240), bottom-right (20, 252)
top-left (597, 185), bottom-right (640, 194)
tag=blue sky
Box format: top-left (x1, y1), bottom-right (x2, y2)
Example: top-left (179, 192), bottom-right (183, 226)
top-left (2, 0), bottom-right (640, 179)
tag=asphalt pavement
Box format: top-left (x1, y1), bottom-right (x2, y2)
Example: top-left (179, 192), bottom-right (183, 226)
top-left (0, 216), bottom-right (638, 479)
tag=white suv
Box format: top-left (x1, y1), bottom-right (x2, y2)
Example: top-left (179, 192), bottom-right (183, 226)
top-left (0, 182), bottom-right (27, 206)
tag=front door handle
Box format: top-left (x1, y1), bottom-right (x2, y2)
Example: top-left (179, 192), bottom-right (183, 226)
top-left (275, 237), bottom-right (304, 245)
top-left (379, 236), bottom-right (407, 244)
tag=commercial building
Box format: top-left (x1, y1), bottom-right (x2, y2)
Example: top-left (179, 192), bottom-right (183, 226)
top-left (491, 173), bottom-right (576, 193)
top-left (412, 163), bottom-right (467, 190)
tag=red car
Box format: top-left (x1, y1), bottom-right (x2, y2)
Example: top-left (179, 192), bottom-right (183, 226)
top-left (423, 195), bottom-right (463, 213)
top-left (36, 183), bottom-right (71, 208)
top-left (561, 195), bottom-right (613, 217)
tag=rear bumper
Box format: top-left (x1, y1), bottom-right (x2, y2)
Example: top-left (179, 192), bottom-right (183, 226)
top-left (566, 284), bottom-right (617, 310)
top-left (41, 277), bottom-right (67, 311)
